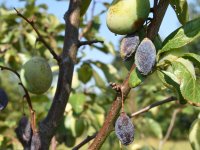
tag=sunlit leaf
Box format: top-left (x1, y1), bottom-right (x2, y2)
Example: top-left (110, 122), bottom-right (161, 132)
top-left (189, 119), bottom-right (200, 150)
top-left (171, 61), bottom-right (200, 106)
top-left (159, 17), bottom-right (200, 55)
top-left (77, 63), bottom-right (93, 84)
top-left (69, 93), bottom-right (86, 114)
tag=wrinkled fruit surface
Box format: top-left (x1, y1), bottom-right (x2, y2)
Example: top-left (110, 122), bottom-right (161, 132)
top-left (135, 38), bottom-right (156, 75)
top-left (21, 57), bottom-right (53, 94)
top-left (15, 116), bottom-right (32, 146)
top-left (120, 34), bottom-right (140, 61)
top-left (0, 88), bottom-right (8, 111)
top-left (115, 112), bottom-right (134, 145)
top-left (106, 0), bottom-right (150, 35)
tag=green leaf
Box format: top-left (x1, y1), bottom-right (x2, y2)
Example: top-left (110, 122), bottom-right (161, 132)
top-left (80, 0), bottom-right (92, 17)
top-left (69, 93), bottom-right (86, 114)
top-left (31, 95), bottom-right (50, 103)
top-left (143, 118), bottom-right (163, 139)
top-left (75, 118), bottom-right (85, 137)
top-left (171, 61), bottom-right (200, 106)
top-left (175, 58), bottom-right (196, 80)
top-left (93, 70), bottom-right (106, 89)
top-left (93, 61), bottom-right (117, 82)
top-left (159, 17), bottom-right (200, 55)
top-left (158, 70), bottom-right (185, 104)
top-left (129, 68), bottom-right (145, 88)
top-left (170, 0), bottom-right (189, 25)
top-left (93, 40), bottom-right (115, 55)
top-left (189, 119), bottom-right (200, 150)
top-left (182, 53), bottom-right (200, 68)
top-left (77, 63), bottom-right (93, 84)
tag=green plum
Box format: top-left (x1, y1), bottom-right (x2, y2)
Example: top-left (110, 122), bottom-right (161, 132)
top-left (20, 57), bottom-right (53, 94)
top-left (106, 0), bottom-right (150, 35)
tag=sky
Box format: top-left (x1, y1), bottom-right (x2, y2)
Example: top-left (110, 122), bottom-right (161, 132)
top-left (1, 0), bottom-right (196, 64)
top-left (1, 0), bottom-right (197, 91)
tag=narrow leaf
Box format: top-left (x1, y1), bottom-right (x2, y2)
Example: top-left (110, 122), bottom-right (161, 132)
top-left (93, 70), bottom-right (106, 89)
top-left (170, 0), bottom-right (189, 25)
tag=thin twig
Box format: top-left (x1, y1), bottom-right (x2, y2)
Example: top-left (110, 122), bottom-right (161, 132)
top-left (75, 97), bottom-right (176, 150)
top-left (158, 108), bottom-right (182, 150)
top-left (73, 133), bottom-right (97, 150)
top-left (79, 20), bottom-right (93, 40)
top-left (131, 96), bottom-right (177, 118)
top-left (78, 40), bottom-right (104, 47)
top-left (0, 65), bottom-right (36, 133)
top-left (14, 8), bottom-right (60, 62)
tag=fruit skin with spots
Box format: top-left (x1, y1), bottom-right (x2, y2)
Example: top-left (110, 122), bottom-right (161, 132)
top-left (135, 38), bottom-right (156, 75)
top-left (120, 34), bottom-right (140, 61)
top-left (106, 0), bottom-right (150, 35)
top-left (20, 56), bottom-right (53, 94)
top-left (115, 112), bottom-right (134, 145)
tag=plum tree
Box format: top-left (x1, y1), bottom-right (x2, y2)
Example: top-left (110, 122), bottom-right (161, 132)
top-left (0, 0), bottom-right (200, 150)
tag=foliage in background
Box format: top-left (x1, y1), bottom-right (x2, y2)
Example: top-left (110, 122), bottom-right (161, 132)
top-left (0, 0), bottom-right (199, 149)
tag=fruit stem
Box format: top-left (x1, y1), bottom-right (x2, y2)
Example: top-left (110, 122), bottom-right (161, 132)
top-left (120, 87), bottom-right (124, 113)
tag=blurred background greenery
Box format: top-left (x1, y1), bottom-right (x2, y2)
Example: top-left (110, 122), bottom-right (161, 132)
top-left (0, 0), bottom-right (200, 149)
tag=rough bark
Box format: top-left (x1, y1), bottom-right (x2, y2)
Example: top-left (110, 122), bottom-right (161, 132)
top-left (35, 0), bottom-right (81, 149)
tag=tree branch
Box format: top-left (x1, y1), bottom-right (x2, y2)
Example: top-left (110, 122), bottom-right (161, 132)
top-left (78, 40), bottom-right (104, 47)
top-left (147, 0), bottom-right (170, 40)
top-left (14, 8), bottom-right (60, 62)
top-left (131, 96), bottom-right (177, 117)
top-left (38, 0), bottom-right (82, 149)
top-left (89, 0), bottom-right (170, 149)
top-left (0, 65), bottom-right (36, 133)
top-left (73, 96), bottom-right (177, 150)
top-left (158, 108), bottom-right (182, 150)
top-left (73, 133), bottom-right (97, 150)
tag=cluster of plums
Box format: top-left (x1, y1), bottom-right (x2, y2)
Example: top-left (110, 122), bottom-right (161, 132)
top-left (106, 0), bottom-right (156, 146)
top-left (107, 0), bottom-right (156, 76)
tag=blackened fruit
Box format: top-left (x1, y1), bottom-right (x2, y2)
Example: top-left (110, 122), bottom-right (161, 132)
top-left (115, 112), bottom-right (134, 145)
top-left (120, 34), bottom-right (140, 61)
top-left (135, 38), bottom-right (156, 75)
top-left (0, 88), bottom-right (8, 111)
top-left (15, 116), bottom-right (32, 147)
